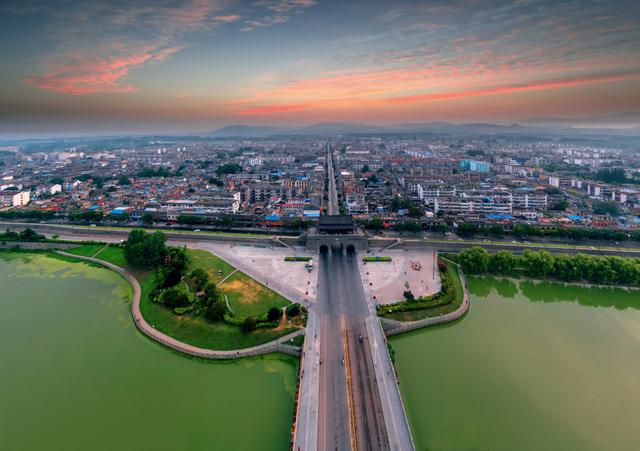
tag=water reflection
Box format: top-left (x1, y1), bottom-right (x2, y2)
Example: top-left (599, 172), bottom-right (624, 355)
top-left (468, 276), bottom-right (639, 310)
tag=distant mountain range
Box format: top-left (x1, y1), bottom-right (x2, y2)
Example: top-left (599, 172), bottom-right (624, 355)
top-left (208, 120), bottom-right (640, 138)
top-left (521, 112), bottom-right (640, 129)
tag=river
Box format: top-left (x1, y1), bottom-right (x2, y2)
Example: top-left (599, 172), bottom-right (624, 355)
top-left (392, 276), bottom-right (640, 451)
top-left (0, 252), bottom-right (297, 451)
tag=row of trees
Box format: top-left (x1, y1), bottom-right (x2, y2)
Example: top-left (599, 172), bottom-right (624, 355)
top-left (458, 247), bottom-right (640, 286)
top-left (0, 227), bottom-right (45, 241)
top-left (455, 223), bottom-right (640, 242)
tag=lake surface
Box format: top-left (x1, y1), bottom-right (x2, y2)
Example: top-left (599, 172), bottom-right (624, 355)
top-left (392, 276), bottom-right (640, 451)
top-left (0, 253), bottom-right (297, 451)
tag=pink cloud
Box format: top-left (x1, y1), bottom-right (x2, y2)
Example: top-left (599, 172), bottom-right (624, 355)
top-left (24, 47), bottom-right (181, 95)
top-left (234, 69), bottom-right (640, 116)
top-left (238, 102), bottom-right (311, 115)
top-left (214, 15), bottom-right (241, 23)
top-left (383, 70), bottom-right (640, 105)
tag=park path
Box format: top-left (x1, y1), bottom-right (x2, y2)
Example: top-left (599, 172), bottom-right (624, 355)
top-left (56, 251), bottom-right (303, 359)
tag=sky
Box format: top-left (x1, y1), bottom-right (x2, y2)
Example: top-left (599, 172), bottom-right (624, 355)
top-left (1, 0), bottom-right (639, 136)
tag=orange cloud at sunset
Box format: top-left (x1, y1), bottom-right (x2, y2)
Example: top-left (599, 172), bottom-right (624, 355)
top-left (24, 47), bottom-right (181, 95)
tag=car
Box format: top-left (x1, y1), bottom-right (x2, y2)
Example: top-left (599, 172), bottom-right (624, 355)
top-left (194, 229), bottom-right (201, 232)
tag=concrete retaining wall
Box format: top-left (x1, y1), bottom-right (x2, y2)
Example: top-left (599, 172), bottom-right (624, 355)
top-left (0, 240), bottom-right (78, 250)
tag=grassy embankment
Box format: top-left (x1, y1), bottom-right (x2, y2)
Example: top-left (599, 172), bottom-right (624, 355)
top-left (67, 244), bottom-right (303, 350)
top-left (379, 259), bottom-right (464, 322)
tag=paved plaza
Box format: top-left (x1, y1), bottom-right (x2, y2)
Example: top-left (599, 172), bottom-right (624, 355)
top-left (359, 248), bottom-right (440, 304)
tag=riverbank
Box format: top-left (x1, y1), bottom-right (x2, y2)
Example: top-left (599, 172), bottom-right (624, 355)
top-left (57, 250), bottom-right (304, 359)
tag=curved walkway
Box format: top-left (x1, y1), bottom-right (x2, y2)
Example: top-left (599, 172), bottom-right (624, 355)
top-left (381, 265), bottom-right (471, 336)
top-left (56, 251), bottom-right (303, 359)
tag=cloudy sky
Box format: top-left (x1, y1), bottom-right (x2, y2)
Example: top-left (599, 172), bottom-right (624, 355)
top-left (1, 0), bottom-right (639, 135)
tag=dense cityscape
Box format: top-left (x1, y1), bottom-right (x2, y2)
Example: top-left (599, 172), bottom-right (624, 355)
top-left (2, 0), bottom-right (640, 450)
top-left (2, 131), bottom-right (640, 240)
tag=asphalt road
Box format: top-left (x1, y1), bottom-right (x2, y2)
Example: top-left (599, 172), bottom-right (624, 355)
top-left (326, 149), bottom-right (340, 216)
top-left (316, 249), bottom-right (389, 451)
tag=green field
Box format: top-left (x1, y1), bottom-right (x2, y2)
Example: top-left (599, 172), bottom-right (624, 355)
top-left (65, 243), bottom-right (105, 257)
top-left (187, 248), bottom-right (236, 284)
top-left (67, 243), bottom-right (299, 350)
top-left (221, 271), bottom-right (291, 318)
top-left (93, 245), bottom-right (128, 267)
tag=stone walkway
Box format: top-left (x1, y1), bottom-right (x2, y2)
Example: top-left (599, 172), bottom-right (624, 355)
top-left (56, 251), bottom-right (303, 359)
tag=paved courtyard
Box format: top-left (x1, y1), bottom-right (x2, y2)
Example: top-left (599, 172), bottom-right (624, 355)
top-left (359, 248), bottom-right (440, 305)
top-left (182, 242), bottom-right (320, 305)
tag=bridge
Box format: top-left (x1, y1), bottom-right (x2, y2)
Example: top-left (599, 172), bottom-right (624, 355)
top-left (294, 145), bottom-right (413, 450)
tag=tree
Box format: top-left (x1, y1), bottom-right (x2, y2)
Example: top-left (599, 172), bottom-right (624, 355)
top-left (163, 267), bottom-right (183, 288)
top-left (407, 205), bottom-right (425, 218)
top-left (596, 168), bottom-right (626, 184)
top-left (215, 163), bottom-right (242, 176)
top-left (161, 287), bottom-right (189, 308)
top-left (458, 247), bottom-right (490, 273)
top-left (267, 307), bottom-right (281, 322)
top-left (367, 218), bottom-right (384, 231)
top-left (241, 316), bottom-right (257, 332)
top-left (490, 251), bottom-right (517, 274)
top-left (203, 282), bottom-right (219, 302)
top-left (49, 176), bottom-right (64, 185)
top-left (487, 225), bottom-right (504, 238)
top-left (118, 175), bottom-right (131, 185)
top-left (190, 268), bottom-right (209, 291)
top-left (593, 201), bottom-right (620, 216)
top-left (124, 230), bottom-right (167, 269)
top-left (361, 164), bottom-right (370, 173)
top-left (551, 200), bottom-right (569, 211)
top-left (287, 304), bottom-right (301, 317)
top-left (205, 301), bottom-right (226, 321)
top-left (403, 290), bottom-right (415, 301)
top-left (141, 213), bottom-right (154, 224)
top-left (208, 177), bottom-right (224, 187)
top-left (457, 223), bottom-right (479, 237)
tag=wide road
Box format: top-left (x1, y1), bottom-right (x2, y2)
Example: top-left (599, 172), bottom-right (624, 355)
top-left (316, 248), bottom-right (389, 450)
top-left (326, 147), bottom-right (340, 215)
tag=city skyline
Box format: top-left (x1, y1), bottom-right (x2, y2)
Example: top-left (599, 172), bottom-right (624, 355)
top-left (2, 0), bottom-right (640, 136)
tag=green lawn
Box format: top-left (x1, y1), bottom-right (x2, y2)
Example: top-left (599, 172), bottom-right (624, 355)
top-left (93, 245), bottom-right (128, 268)
top-left (66, 243), bottom-right (105, 257)
top-left (221, 270), bottom-right (291, 318)
top-left (186, 248), bottom-right (236, 284)
top-left (60, 243), bottom-right (300, 350)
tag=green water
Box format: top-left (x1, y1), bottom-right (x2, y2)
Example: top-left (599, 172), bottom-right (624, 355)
top-left (0, 253), bottom-right (297, 451)
top-left (392, 276), bottom-right (640, 451)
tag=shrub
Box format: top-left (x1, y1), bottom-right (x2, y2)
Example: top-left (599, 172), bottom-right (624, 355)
top-left (403, 290), bottom-right (414, 301)
top-left (287, 304), bottom-right (301, 317)
top-left (174, 306), bottom-right (193, 315)
top-left (241, 316), bottom-right (257, 332)
top-left (267, 307), bottom-right (281, 322)
top-left (205, 301), bottom-right (226, 321)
